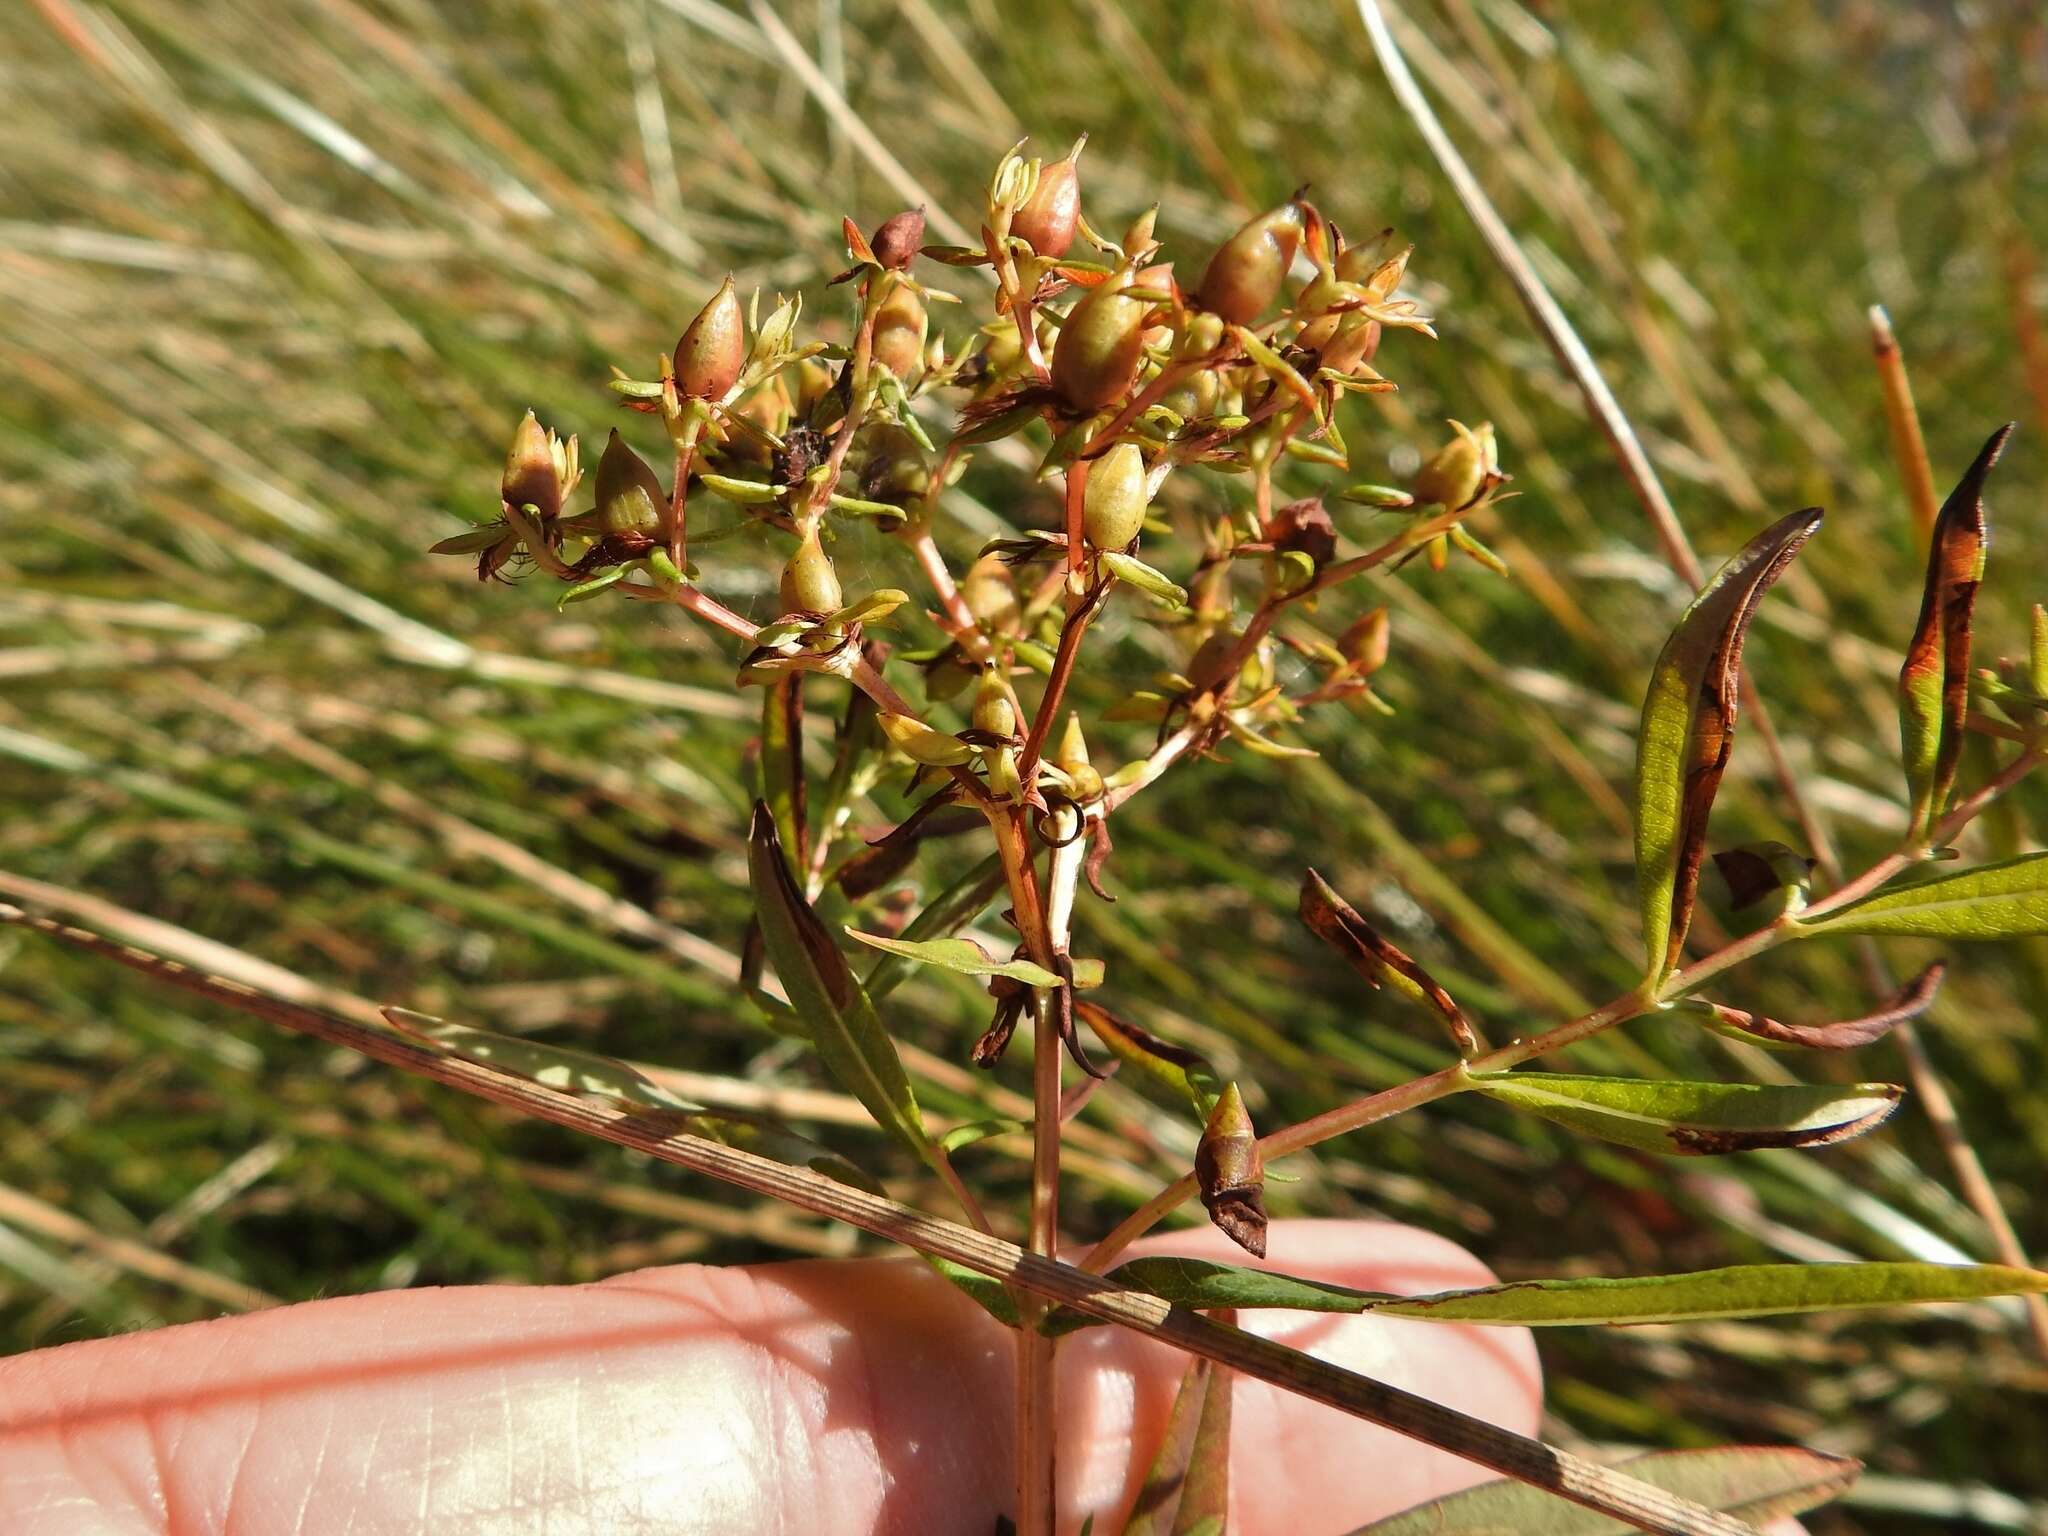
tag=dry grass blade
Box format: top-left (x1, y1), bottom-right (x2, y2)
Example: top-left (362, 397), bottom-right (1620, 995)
top-left (1, 897), bottom-right (1767, 1536)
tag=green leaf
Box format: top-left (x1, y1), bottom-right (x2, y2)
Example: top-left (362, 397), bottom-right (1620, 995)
top-left (748, 802), bottom-right (932, 1164)
top-left (1633, 508), bottom-right (1822, 982)
top-left (382, 1007), bottom-right (691, 1110)
top-left (1466, 1071), bottom-right (1901, 1155)
top-left (865, 854), bottom-right (1006, 1001)
top-left (1899, 425), bottom-right (2008, 840)
top-left (760, 680), bottom-right (806, 875)
top-left (1100, 550), bottom-right (1190, 608)
top-left (939, 1117), bottom-right (1026, 1153)
top-left (1793, 851), bottom-right (2048, 939)
top-left (1075, 1001), bottom-right (1220, 1117)
top-left (923, 1254), bottom-right (1020, 1328)
top-left (379, 1008), bottom-right (876, 1190)
top-left (1119, 1356), bottom-right (1232, 1536)
top-left (1069, 1252), bottom-right (2048, 1329)
top-left (843, 928), bottom-right (1063, 987)
top-left (1351, 1446), bottom-right (1859, 1535)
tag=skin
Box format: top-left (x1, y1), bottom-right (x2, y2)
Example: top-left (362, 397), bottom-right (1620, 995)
top-left (0, 1219), bottom-right (1795, 1535)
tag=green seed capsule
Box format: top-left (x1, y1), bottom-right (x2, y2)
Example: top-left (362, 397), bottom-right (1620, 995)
top-left (779, 527), bottom-right (842, 615)
top-left (1083, 441), bottom-right (1150, 551)
top-left (1012, 152), bottom-right (1082, 259)
top-left (1050, 268), bottom-right (1149, 412)
top-left (972, 672), bottom-right (1017, 739)
top-left (871, 281), bottom-right (928, 378)
top-left (1052, 713), bottom-right (1103, 801)
top-left (959, 553), bottom-right (1021, 632)
top-left (595, 429), bottom-right (666, 537)
top-left (673, 275), bottom-right (745, 400)
top-left (1195, 199), bottom-right (1308, 326)
top-left (1413, 419), bottom-right (1500, 511)
top-left (503, 410), bottom-right (563, 520)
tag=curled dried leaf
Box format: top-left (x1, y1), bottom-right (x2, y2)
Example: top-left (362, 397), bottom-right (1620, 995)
top-left (1697, 962), bottom-right (1945, 1050)
top-left (1299, 869), bottom-right (1478, 1055)
top-left (1635, 508), bottom-right (1822, 983)
top-left (1900, 424), bottom-right (2011, 840)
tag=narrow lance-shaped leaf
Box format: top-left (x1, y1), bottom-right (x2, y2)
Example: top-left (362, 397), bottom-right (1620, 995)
top-left (1634, 508), bottom-right (1822, 982)
top-left (1351, 1446), bottom-right (1860, 1536)
top-left (1119, 1355), bottom-right (1233, 1536)
top-left (1690, 962), bottom-right (1944, 1050)
top-left (1900, 424), bottom-right (2010, 841)
top-left (1194, 1082), bottom-right (1267, 1258)
top-left (747, 802), bottom-right (933, 1164)
top-left (843, 928), bottom-right (1065, 988)
top-left (1061, 1252), bottom-right (2048, 1329)
top-left (1076, 999), bottom-right (1221, 1117)
top-left (1300, 869), bottom-right (1478, 1054)
top-left (865, 853), bottom-right (1006, 1000)
top-left (379, 1008), bottom-right (877, 1190)
top-left (1791, 851), bottom-right (2048, 940)
top-left (1466, 1071), bottom-right (1901, 1155)
top-left (761, 677), bottom-right (807, 871)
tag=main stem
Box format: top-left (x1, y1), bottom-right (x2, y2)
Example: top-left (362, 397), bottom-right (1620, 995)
top-left (987, 801), bottom-right (1063, 1534)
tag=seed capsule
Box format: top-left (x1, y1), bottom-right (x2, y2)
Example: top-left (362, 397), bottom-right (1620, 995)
top-left (1050, 267), bottom-right (1150, 412)
top-left (673, 276), bottom-right (746, 400)
top-left (959, 553), bottom-right (1021, 632)
top-left (871, 281), bottom-right (928, 378)
top-left (779, 527), bottom-right (842, 615)
top-left (1083, 441), bottom-right (1150, 551)
top-left (869, 207), bottom-right (927, 272)
top-left (1413, 419), bottom-right (1501, 511)
top-left (503, 410), bottom-right (564, 520)
top-left (1194, 1081), bottom-right (1267, 1257)
top-left (1195, 198), bottom-right (1309, 325)
top-left (595, 430), bottom-right (666, 537)
top-left (1340, 607), bottom-right (1390, 675)
top-left (1012, 147), bottom-right (1082, 259)
top-left (972, 672), bottom-right (1017, 739)
top-left (1052, 713), bottom-right (1103, 802)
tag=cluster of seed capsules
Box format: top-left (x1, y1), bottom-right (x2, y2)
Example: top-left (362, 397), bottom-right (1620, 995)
top-left (440, 139), bottom-right (1511, 785)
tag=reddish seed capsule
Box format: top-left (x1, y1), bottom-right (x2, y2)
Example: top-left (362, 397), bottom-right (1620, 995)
top-left (1196, 198), bottom-right (1309, 326)
top-left (595, 430), bottom-right (666, 537)
top-left (1341, 607), bottom-right (1391, 674)
top-left (869, 207), bottom-right (927, 272)
top-left (674, 275), bottom-right (745, 400)
top-left (1012, 152), bottom-right (1082, 259)
top-left (1050, 267), bottom-right (1149, 412)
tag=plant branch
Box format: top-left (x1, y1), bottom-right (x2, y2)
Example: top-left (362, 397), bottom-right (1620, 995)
top-left (0, 899), bottom-right (1764, 1536)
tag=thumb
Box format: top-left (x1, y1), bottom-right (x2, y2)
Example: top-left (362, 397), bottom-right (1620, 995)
top-left (0, 1218), bottom-right (1540, 1536)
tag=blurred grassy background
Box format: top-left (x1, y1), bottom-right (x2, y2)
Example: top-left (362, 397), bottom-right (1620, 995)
top-left (3, 0), bottom-right (2046, 1527)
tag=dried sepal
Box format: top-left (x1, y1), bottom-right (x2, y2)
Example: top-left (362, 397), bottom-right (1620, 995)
top-left (1194, 1081), bottom-right (1267, 1257)
top-left (1899, 424), bottom-right (2011, 841)
top-left (1299, 869), bottom-right (1479, 1055)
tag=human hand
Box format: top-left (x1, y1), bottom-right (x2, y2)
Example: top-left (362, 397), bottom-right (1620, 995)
top-left (0, 1218), bottom-right (1768, 1535)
